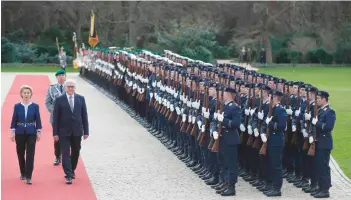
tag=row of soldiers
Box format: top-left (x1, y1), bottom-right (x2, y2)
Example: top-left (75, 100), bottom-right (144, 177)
top-left (76, 47), bottom-right (335, 198)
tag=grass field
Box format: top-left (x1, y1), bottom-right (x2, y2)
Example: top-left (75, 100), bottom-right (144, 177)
top-left (1, 66), bottom-right (79, 72)
top-left (260, 66), bottom-right (351, 178)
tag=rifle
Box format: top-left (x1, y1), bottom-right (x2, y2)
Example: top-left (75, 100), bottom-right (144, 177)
top-left (180, 77), bottom-right (191, 132)
top-left (168, 70), bottom-right (178, 121)
top-left (149, 65), bottom-right (156, 107)
top-left (259, 90), bottom-right (274, 156)
top-left (253, 86), bottom-right (263, 149)
top-left (308, 89), bottom-right (318, 156)
top-left (240, 84), bottom-right (251, 144)
top-left (208, 85), bottom-right (220, 150)
top-left (175, 75), bottom-right (185, 125)
top-left (291, 85), bottom-right (301, 145)
top-left (199, 83), bottom-right (209, 146)
top-left (211, 86), bottom-right (224, 152)
top-left (246, 84), bottom-right (255, 146)
top-left (303, 87), bottom-right (311, 151)
top-left (190, 80), bottom-right (201, 136)
top-left (185, 79), bottom-right (195, 134)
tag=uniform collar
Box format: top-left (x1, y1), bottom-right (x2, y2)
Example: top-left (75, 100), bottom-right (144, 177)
top-left (225, 100), bottom-right (233, 105)
top-left (319, 103), bottom-right (329, 110)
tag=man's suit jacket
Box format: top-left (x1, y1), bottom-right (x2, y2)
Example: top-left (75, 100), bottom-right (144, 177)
top-left (53, 93), bottom-right (89, 136)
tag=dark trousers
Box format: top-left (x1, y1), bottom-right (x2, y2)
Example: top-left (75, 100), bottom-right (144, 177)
top-left (52, 124), bottom-right (61, 158)
top-left (268, 145), bottom-right (284, 189)
top-left (316, 148), bottom-right (331, 190)
top-left (60, 136), bottom-right (82, 178)
top-left (15, 133), bottom-right (37, 179)
top-left (224, 145), bottom-right (239, 185)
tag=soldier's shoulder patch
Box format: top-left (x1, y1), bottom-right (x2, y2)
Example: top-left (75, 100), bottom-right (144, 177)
top-left (324, 107), bottom-right (328, 111)
top-left (229, 102), bottom-right (233, 106)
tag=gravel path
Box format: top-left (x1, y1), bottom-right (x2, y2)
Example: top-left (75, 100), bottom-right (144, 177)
top-left (2, 72), bottom-right (351, 200)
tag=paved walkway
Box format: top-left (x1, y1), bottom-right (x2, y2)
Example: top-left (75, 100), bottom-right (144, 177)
top-left (2, 72), bottom-right (351, 200)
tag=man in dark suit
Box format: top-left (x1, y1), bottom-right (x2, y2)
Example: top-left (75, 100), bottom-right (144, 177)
top-left (53, 79), bottom-right (89, 184)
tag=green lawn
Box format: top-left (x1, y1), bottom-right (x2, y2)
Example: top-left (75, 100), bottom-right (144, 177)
top-left (1, 66), bottom-right (79, 72)
top-left (260, 66), bottom-right (351, 178)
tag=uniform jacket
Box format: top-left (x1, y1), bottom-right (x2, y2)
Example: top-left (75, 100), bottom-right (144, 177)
top-left (45, 83), bottom-right (65, 124)
top-left (267, 103), bottom-right (288, 147)
top-left (220, 101), bottom-right (241, 146)
top-left (315, 104), bottom-right (335, 150)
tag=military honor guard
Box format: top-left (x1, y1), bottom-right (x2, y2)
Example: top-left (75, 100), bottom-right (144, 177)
top-left (76, 47), bottom-right (337, 199)
top-left (45, 69), bottom-right (66, 166)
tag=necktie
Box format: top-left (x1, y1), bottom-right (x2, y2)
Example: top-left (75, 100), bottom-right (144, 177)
top-left (69, 96), bottom-right (74, 112)
top-left (60, 85), bottom-right (63, 93)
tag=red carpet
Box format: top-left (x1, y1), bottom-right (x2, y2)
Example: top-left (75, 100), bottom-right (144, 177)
top-left (1, 75), bottom-right (97, 200)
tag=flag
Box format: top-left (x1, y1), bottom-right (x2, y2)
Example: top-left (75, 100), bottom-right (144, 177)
top-left (89, 10), bottom-right (99, 47)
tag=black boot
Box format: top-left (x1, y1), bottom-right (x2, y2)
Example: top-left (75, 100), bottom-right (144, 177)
top-left (313, 190), bottom-right (330, 198)
top-left (220, 185), bottom-right (236, 196)
top-left (265, 188), bottom-right (281, 197)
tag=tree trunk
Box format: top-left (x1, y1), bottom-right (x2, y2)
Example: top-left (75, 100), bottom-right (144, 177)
top-left (128, 1), bottom-right (138, 47)
top-left (262, 30), bottom-right (273, 63)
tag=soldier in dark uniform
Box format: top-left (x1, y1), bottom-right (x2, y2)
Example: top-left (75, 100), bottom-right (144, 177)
top-left (215, 86), bottom-right (241, 196)
top-left (310, 91), bottom-right (336, 198)
top-left (260, 90), bottom-right (288, 196)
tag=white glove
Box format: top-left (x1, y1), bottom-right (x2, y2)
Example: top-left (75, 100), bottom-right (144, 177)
top-left (265, 116), bottom-right (273, 125)
top-left (292, 125), bottom-right (296, 132)
top-left (201, 125), bottom-right (205, 133)
top-left (295, 108), bottom-right (301, 117)
top-left (166, 101), bottom-right (170, 109)
top-left (197, 121), bottom-right (202, 129)
top-left (186, 100), bottom-right (191, 107)
top-left (174, 92), bottom-right (178, 98)
top-left (188, 115), bottom-right (192, 123)
top-left (192, 116), bottom-right (196, 124)
top-left (309, 136), bottom-right (314, 144)
top-left (204, 111), bottom-right (210, 119)
top-left (191, 101), bottom-right (196, 108)
top-left (250, 107), bottom-right (256, 116)
top-left (180, 95), bottom-right (183, 101)
top-left (217, 113), bottom-right (224, 122)
top-left (302, 129), bottom-right (308, 138)
top-left (254, 128), bottom-right (259, 137)
top-left (152, 81), bottom-right (156, 87)
top-left (261, 134), bottom-right (267, 143)
top-left (245, 108), bottom-right (250, 116)
top-left (248, 125), bottom-right (253, 135)
top-left (286, 108), bottom-right (293, 115)
top-left (240, 124), bottom-right (246, 132)
top-left (181, 108), bottom-right (184, 113)
top-left (170, 104), bottom-right (174, 112)
top-left (214, 111), bottom-right (219, 120)
top-left (175, 107), bottom-right (180, 115)
top-left (305, 112), bottom-right (311, 121)
top-left (150, 93), bottom-right (154, 99)
top-left (182, 114), bottom-right (186, 122)
top-left (202, 107), bottom-right (206, 114)
top-left (258, 111), bottom-right (264, 120)
top-left (213, 131), bottom-right (219, 140)
top-left (312, 117), bottom-right (318, 125)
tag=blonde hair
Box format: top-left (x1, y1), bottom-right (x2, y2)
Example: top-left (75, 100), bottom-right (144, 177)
top-left (20, 85), bottom-right (33, 98)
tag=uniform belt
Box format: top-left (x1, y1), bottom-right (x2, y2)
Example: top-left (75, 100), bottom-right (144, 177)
top-left (16, 122), bottom-right (35, 126)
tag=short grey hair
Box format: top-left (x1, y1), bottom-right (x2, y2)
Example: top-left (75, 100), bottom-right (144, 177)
top-left (64, 79), bottom-right (76, 87)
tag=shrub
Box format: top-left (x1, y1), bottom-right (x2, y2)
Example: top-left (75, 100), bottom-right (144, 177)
top-left (306, 48), bottom-right (333, 64)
